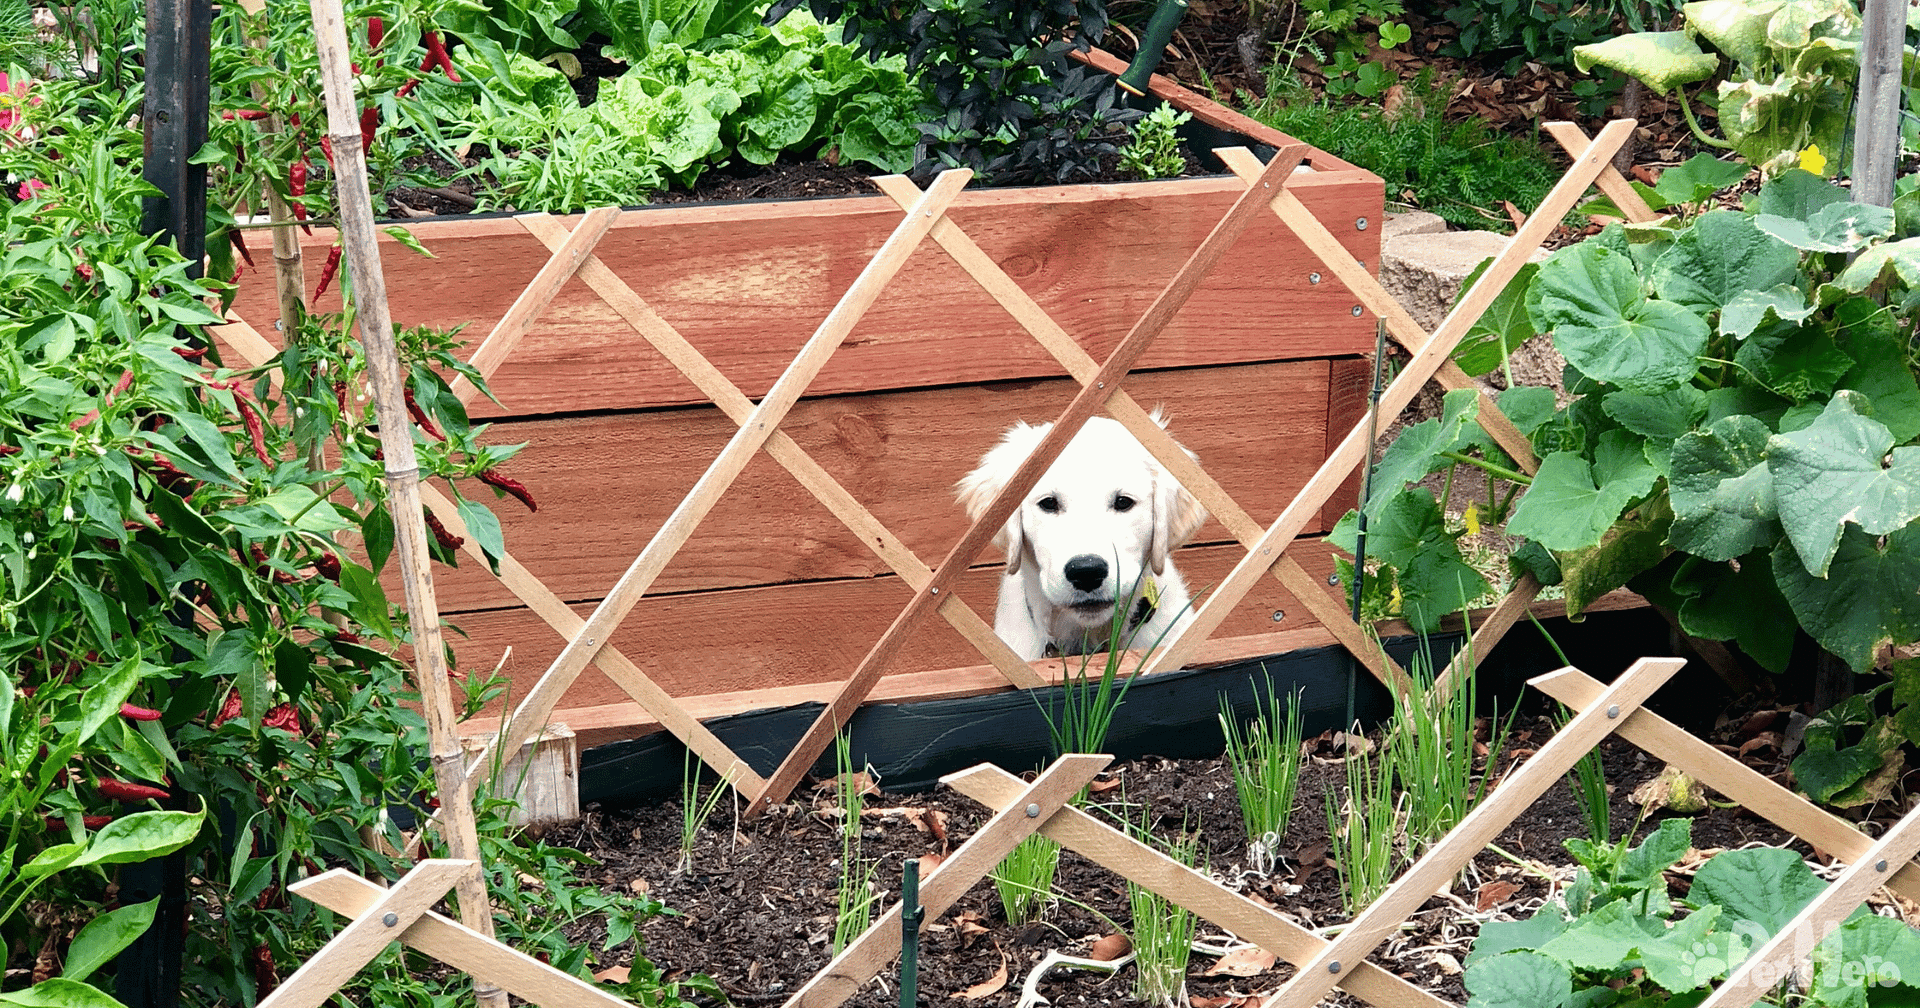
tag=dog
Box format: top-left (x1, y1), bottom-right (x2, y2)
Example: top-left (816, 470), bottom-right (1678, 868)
top-left (955, 414), bottom-right (1208, 661)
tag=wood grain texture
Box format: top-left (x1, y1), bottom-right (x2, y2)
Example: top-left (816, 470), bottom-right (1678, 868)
top-left (263, 860), bottom-right (472, 1008)
top-left (224, 175), bottom-right (1379, 418)
top-left (444, 538), bottom-right (1345, 719)
top-left (424, 360), bottom-right (1340, 612)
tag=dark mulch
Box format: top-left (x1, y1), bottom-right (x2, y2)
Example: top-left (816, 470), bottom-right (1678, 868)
top-left (531, 712), bottom-right (1813, 1008)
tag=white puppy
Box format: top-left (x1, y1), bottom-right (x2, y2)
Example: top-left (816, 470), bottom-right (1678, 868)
top-left (955, 415), bottom-right (1208, 660)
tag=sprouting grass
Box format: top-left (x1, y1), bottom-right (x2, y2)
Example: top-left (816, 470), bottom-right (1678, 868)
top-left (1533, 614), bottom-right (1612, 846)
top-left (1382, 645), bottom-right (1513, 856)
top-left (992, 834), bottom-right (1061, 926)
top-left (1126, 817), bottom-right (1200, 1008)
top-left (1217, 673), bottom-right (1304, 873)
top-left (1324, 731), bottom-right (1401, 916)
top-left (676, 751), bottom-right (735, 874)
top-left (1244, 68), bottom-right (1568, 231)
top-left (830, 732), bottom-right (880, 955)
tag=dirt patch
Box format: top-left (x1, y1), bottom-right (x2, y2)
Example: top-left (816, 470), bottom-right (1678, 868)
top-left (532, 715), bottom-right (1810, 1008)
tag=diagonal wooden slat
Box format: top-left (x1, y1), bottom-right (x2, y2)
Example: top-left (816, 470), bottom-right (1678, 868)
top-left (869, 174), bottom-right (1414, 694)
top-left (744, 144), bottom-right (1315, 816)
top-left (447, 207), bottom-right (621, 405)
top-left (1216, 147), bottom-right (1539, 475)
top-left (1699, 802), bottom-right (1920, 1008)
top-left (1543, 121), bottom-right (1661, 223)
top-left (786, 754), bottom-right (1107, 1008)
top-left (508, 213), bottom-right (1040, 691)
top-left (945, 763), bottom-right (1453, 1008)
top-left (1532, 667), bottom-right (1920, 903)
top-left (292, 868), bottom-right (635, 1008)
top-left (259, 859), bottom-right (473, 1008)
top-left (488, 170), bottom-right (973, 785)
top-left (1147, 120), bottom-right (1636, 678)
top-left (1262, 655), bottom-right (1685, 1008)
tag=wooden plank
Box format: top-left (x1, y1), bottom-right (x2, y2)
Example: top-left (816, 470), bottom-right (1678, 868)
top-left (1321, 355), bottom-right (1370, 530)
top-left (946, 764), bottom-right (1452, 1008)
top-left (223, 175), bottom-right (1379, 418)
top-left (447, 207), bottom-right (621, 406)
top-left (1069, 47), bottom-right (1370, 176)
top-left (445, 539), bottom-right (1342, 721)
top-left (426, 361), bottom-right (1340, 612)
top-left (787, 754), bottom-right (1107, 1008)
top-left (496, 171), bottom-right (973, 785)
top-left (293, 869), bottom-right (634, 1008)
top-left (1700, 802), bottom-right (1920, 1008)
top-left (750, 148), bottom-right (1316, 813)
top-left (1542, 121), bottom-right (1659, 223)
top-left (1150, 120), bottom-right (1636, 676)
top-left (1263, 656), bottom-right (1685, 1008)
top-left (1432, 572), bottom-right (1543, 699)
top-left (261, 860), bottom-right (473, 1008)
top-left (1532, 667), bottom-right (1920, 905)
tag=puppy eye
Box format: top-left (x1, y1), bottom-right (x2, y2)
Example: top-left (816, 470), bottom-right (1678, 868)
top-left (1112, 495), bottom-right (1136, 512)
top-left (1037, 496), bottom-right (1060, 513)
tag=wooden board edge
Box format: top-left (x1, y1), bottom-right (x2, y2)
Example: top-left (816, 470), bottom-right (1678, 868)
top-left (460, 589), bottom-right (1649, 747)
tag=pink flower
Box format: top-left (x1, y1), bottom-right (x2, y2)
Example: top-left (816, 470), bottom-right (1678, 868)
top-left (16, 178), bottom-right (47, 200)
top-left (0, 72), bottom-right (39, 136)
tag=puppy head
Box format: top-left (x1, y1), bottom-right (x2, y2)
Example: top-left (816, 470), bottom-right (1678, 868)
top-left (956, 414), bottom-right (1206, 626)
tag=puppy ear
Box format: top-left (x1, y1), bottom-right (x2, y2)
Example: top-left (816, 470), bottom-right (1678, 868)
top-left (956, 423), bottom-right (1039, 575)
top-left (1147, 444), bottom-right (1207, 576)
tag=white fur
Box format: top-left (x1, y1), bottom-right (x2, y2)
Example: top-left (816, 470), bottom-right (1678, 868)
top-left (955, 415), bottom-right (1208, 660)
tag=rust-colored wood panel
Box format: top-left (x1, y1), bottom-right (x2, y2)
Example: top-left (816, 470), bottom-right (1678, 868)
top-left (425, 360), bottom-right (1340, 612)
top-left (1322, 355), bottom-right (1372, 529)
top-left (444, 538), bottom-right (1349, 718)
top-left (226, 174), bottom-right (1381, 417)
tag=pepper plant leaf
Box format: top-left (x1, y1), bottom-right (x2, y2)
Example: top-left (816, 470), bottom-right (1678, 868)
top-left (1768, 391), bottom-right (1920, 577)
top-left (1530, 242), bottom-right (1710, 393)
top-left (1773, 526), bottom-right (1920, 672)
top-left (1650, 209), bottom-right (1800, 314)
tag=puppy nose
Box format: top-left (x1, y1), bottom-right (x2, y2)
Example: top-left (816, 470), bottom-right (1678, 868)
top-left (1063, 554), bottom-right (1109, 592)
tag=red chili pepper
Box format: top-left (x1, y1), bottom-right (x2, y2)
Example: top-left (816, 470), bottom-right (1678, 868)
top-left (248, 542), bottom-right (296, 584)
top-left (173, 345), bottom-right (207, 362)
top-left (0, 444), bottom-right (18, 455)
top-left (478, 469), bottom-right (537, 512)
top-left (403, 386), bottom-right (444, 440)
top-left (229, 228), bottom-right (254, 268)
top-left (330, 629), bottom-right (363, 646)
top-left (394, 78), bottom-right (421, 99)
top-left (252, 942), bottom-right (279, 996)
top-left (221, 108), bottom-right (272, 121)
top-left (313, 548), bottom-right (341, 582)
top-left (319, 134), bottom-right (336, 169)
top-left (227, 388), bottom-right (273, 466)
top-left (359, 106), bottom-right (378, 156)
top-left (125, 447), bottom-right (195, 493)
top-left (421, 30), bottom-right (460, 81)
top-left (367, 16), bottom-right (385, 55)
top-left (422, 507), bottom-right (464, 552)
top-left (287, 160), bottom-right (313, 235)
top-left (69, 369), bottom-right (134, 430)
top-left (212, 690), bottom-right (243, 727)
top-left (97, 778), bottom-right (171, 802)
top-left (45, 815), bottom-right (115, 830)
top-left (332, 378), bottom-right (348, 416)
top-left (314, 245), bottom-right (342, 300)
top-left (120, 702), bottom-right (163, 721)
top-left (262, 702), bottom-right (306, 736)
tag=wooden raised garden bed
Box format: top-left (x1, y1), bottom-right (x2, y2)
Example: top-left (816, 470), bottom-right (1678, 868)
top-left (223, 81), bottom-right (1390, 750)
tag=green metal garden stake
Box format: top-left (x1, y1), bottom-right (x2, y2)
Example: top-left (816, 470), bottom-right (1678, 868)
top-left (1116, 0), bottom-right (1189, 97)
top-left (900, 858), bottom-right (924, 1008)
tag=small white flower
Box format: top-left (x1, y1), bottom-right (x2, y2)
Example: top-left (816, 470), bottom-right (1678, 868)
top-left (4, 483), bottom-right (21, 502)
top-left (23, 531), bottom-right (34, 544)
top-left (62, 504), bottom-right (73, 521)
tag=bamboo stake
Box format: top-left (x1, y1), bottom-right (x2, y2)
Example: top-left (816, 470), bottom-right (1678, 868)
top-left (304, 3), bottom-right (504, 1006)
top-left (234, 0), bottom-right (306, 333)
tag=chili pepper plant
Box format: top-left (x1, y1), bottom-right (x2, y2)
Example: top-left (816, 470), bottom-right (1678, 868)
top-left (0, 66), bottom-right (592, 1007)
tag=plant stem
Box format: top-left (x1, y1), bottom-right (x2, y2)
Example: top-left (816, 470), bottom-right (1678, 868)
top-left (1438, 450), bottom-right (1532, 485)
top-left (1671, 88), bottom-right (1735, 150)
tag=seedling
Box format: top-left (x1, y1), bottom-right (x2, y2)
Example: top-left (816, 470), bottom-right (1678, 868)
top-left (1217, 673), bottom-right (1304, 873)
top-left (1126, 815), bottom-right (1200, 1008)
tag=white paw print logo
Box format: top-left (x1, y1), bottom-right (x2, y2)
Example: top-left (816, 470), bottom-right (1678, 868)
top-left (1677, 939), bottom-right (1733, 983)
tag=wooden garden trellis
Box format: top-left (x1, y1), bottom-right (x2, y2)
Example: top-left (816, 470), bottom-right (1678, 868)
top-left (266, 656), bottom-right (1920, 1008)
top-left (219, 116), bottom-right (1655, 820)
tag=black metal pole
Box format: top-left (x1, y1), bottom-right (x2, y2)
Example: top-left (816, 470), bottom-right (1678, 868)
top-left (140, 0), bottom-right (212, 279)
top-left (121, 3), bottom-right (212, 1007)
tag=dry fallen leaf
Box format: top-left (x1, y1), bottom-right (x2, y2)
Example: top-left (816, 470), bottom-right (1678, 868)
top-left (1474, 880), bottom-right (1520, 911)
top-left (628, 877), bottom-right (651, 895)
top-left (1631, 764), bottom-right (1709, 814)
top-left (1089, 933), bottom-right (1132, 961)
top-left (919, 852), bottom-right (947, 876)
top-left (953, 910), bottom-right (990, 948)
top-left (813, 771), bottom-right (881, 798)
top-left (1204, 946), bottom-right (1276, 977)
top-left (593, 965), bottom-right (631, 984)
top-left (1429, 952), bottom-right (1463, 976)
top-left (1089, 777), bottom-right (1123, 794)
top-left (953, 944), bottom-right (1009, 1000)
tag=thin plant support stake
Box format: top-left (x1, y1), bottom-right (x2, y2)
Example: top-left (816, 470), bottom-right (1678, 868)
top-left (900, 858), bottom-right (922, 1008)
top-left (1346, 318), bottom-right (1390, 731)
top-left (304, 2), bottom-right (506, 1007)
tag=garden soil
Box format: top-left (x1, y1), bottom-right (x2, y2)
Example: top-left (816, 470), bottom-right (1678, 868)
top-left (531, 710), bottom-right (1841, 1008)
